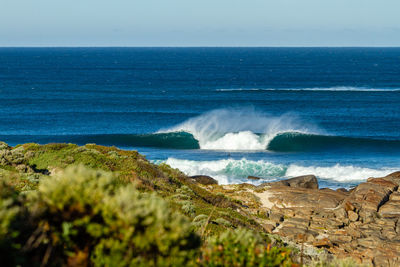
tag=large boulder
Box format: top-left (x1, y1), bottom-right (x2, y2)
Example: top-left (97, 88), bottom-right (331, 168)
top-left (259, 175), bottom-right (319, 189)
top-left (190, 175), bottom-right (218, 185)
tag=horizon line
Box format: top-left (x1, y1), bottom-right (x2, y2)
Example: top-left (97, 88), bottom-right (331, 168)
top-left (1, 45), bottom-right (400, 48)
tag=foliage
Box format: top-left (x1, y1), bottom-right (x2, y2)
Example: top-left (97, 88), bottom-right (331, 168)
top-left (22, 165), bottom-right (201, 266)
top-left (0, 178), bottom-right (30, 266)
top-left (0, 142), bottom-right (298, 266)
top-left (200, 228), bottom-right (293, 267)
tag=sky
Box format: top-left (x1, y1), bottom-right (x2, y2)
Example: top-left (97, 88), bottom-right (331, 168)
top-left (1, 0), bottom-right (400, 47)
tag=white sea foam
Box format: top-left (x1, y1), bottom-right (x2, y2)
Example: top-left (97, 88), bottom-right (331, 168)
top-left (285, 164), bottom-right (396, 182)
top-left (158, 158), bottom-right (397, 185)
top-left (158, 108), bottom-right (318, 150)
top-left (216, 87), bottom-right (400, 92)
top-left (161, 158), bottom-right (286, 184)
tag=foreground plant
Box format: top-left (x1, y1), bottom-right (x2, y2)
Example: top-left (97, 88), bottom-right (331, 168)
top-left (7, 165), bottom-right (201, 266)
top-left (0, 162), bottom-right (295, 266)
top-left (200, 228), bottom-right (293, 267)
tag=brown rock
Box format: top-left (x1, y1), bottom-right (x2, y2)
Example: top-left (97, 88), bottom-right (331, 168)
top-left (241, 171), bottom-right (400, 265)
top-left (190, 175), bottom-right (218, 185)
top-left (247, 175), bottom-right (260, 180)
top-left (262, 223), bottom-right (276, 233)
top-left (329, 234), bottom-right (352, 244)
top-left (260, 175), bottom-right (319, 189)
top-left (336, 188), bottom-right (349, 193)
top-left (379, 192), bottom-right (400, 218)
top-left (348, 210), bottom-right (359, 222)
top-left (313, 238), bottom-right (333, 248)
top-left (344, 177), bottom-right (398, 222)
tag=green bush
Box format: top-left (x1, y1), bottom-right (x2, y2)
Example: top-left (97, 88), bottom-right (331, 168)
top-left (0, 178), bottom-right (30, 266)
top-left (26, 165), bottom-right (201, 266)
top-left (200, 228), bottom-right (292, 267)
top-left (0, 162), bottom-right (296, 267)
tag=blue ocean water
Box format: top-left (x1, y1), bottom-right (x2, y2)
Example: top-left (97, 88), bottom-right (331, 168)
top-left (1, 47), bottom-right (400, 188)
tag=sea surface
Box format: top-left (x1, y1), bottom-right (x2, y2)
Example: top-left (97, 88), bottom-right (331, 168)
top-left (1, 47), bottom-right (400, 188)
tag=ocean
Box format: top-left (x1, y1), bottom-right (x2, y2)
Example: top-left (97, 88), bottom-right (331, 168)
top-left (1, 47), bottom-right (400, 188)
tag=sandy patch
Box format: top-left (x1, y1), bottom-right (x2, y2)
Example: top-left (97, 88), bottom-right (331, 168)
top-left (254, 190), bottom-right (276, 209)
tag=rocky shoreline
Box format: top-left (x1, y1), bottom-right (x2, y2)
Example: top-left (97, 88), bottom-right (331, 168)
top-left (204, 172), bottom-right (400, 266)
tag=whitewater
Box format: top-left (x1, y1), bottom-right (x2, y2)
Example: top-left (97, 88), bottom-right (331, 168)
top-left (157, 158), bottom-right (397, 187)
top-left (151, 108), bottom-right (400, 188)
top-left (158, 108), bottom-right (320, 151)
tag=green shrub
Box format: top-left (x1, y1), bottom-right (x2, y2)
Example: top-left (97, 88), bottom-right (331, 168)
top-left (0, 179), bottom-right (30, 266)
top-left (0, 180), bottom-right (20, 239)
top-left (192, 214), bottom-right (208, 229)
top-left (200, 228), bottom-right (292, 267)
top-left (25, 165), bottom-right (201, 266)
top-left (214, 218), bottom-right (232, 227)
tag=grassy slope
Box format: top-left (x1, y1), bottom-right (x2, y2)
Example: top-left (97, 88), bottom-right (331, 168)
top-left (1, 142), bottom-right (271, 239)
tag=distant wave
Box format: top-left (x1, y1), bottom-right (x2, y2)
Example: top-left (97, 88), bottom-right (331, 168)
top-left (156, 157), bottom-right (397, 184)
top-left (216, 87), bottom-right (400, 92)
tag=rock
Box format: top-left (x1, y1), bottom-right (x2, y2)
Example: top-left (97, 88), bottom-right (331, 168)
top-left (247, 175), bottom-right (260, 180)
top-left (329, 234), bottom-right (353, 244)
top-left (333, 207), bottom-right (347, 219)
top-left (214, 170), bottom-right (400, 265)
top-left (378, 192), bottom-right (400, 218)
top-left (265, 187), bottom-right (346, 210)
top-left (383, 171), bottom-right (400, 185)
top-left (262, 222), bottom-right (276, 233)
top-left (268, 211), bottom-right (284, 222)
top-left (313, 238), bottom-right (333, 248)
top-left (260, 175), bottom-right (318, 189)
top-left (344, 177), bottom-right (398, 222)
top-left (336, 188), bottom-right (348, 193)
top-left (190, 175), bottom-right (218, 185)
top-left (348, 210), bottom-right (359, 222)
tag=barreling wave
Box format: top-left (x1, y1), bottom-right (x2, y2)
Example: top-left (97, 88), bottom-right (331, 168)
top-left (156, 157), bottom-right (397, 185)
top-left (5, 108), bottom-right (399, 152)
top-left (155, 108), bottom-right (400, 152)
top-left (158, 108), bottom-right (318, 150)
top-left (7, 131), bottom-right (400, 152)
top-left (216, 87), bottom-right (400, 92)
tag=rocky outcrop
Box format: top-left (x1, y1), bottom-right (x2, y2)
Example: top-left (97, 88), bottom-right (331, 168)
top-left (212, 172), bottom-right (400, 266)
top-left (252, 172), bottom-right (400, 266)
top-left (259, 174), bottom-right (318, 189)
top-left (190, 175), bottom-right (218, 185)
top-left (0, 142), bottom-right (34, 172)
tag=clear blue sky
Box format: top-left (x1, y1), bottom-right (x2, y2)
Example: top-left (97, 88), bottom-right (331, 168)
top-left (1, 0), bottom-right (399, 46)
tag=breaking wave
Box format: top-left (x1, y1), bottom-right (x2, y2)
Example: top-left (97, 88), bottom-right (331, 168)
top-left (7, 108), bottom-right (400, 152)
top-left (158, 108), bottom-right (317, 150)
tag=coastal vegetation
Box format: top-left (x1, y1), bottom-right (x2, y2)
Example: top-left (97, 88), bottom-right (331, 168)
top-left (0, 142), bottom-right (293, 266)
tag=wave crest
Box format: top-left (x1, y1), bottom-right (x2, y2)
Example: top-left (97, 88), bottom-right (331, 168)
top-left (159, 108), bottom-right (316, 150)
